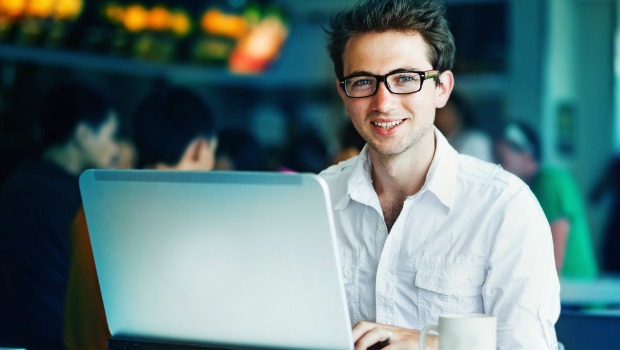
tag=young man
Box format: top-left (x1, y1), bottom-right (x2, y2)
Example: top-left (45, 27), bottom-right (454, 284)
top-left (495, 121), bottom-right (599, 279)
top-left (63, 86), bottom-right (219, 350)
top-left (0, 79), bottom-right (119, 350)
top-left (320, 0), bottom-right (560, 349)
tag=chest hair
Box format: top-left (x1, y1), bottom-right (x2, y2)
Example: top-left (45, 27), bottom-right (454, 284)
top-left (379, 193), bottom-right (407, 232)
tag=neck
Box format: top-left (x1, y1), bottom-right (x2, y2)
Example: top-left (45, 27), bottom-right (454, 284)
top-left (369, 129), bottom-right (436, 198)
top-left (523, 169), bottom-right (539, 186)
top-left (42, 142), bottom-right (84, 176)
top-left (520, 159), bottom-right (541, 185)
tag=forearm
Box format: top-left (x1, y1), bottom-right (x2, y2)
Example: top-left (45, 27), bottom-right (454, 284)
top-left (550, 218), bottom-right (570, 272)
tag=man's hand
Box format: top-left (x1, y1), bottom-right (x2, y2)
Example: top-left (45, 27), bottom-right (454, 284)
top-left (352, 321), bottom-right (438, 350)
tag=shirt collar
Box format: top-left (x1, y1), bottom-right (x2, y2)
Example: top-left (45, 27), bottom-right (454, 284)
top-left (425, 127), bottom-right (458, 212)
top-left (334, 127), bottom-right (458, 212)
top-left (334, 144), bottom-right (375, 210)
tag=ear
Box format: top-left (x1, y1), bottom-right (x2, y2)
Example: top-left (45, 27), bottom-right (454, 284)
top-left (336, 79), bottom-right (347, 102)
top-left (175, 137), bottom-right (217, 171)
top-left (205, 137), bottom-right (218, 156)
top-left (74, 122), bottom-right (92, 147)
top-left (435, 70), bottom-right (455, 109)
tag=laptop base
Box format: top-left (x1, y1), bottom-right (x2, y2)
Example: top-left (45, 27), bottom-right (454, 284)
top-left (108, 338), bottom-right (275, 350)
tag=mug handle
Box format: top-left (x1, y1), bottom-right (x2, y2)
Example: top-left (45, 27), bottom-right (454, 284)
top-left (419, 324), bottom-right (439, 350)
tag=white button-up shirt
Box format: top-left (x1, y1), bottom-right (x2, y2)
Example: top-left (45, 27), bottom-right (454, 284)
top-left (319, 128), bottom-right (560, 349)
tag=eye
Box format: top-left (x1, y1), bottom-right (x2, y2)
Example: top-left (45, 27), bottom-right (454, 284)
top-left (391, 73), bottom-right (421, 86)
top-left (347, 77), bottom-right (376, 90)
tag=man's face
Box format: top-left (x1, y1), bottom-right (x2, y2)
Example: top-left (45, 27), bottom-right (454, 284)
top-left (337, 31), bottom-right (450, 158)
top-left (494, 140), bottom-right (534, 180)
top-left (80, 112), bottom-right (120, 170)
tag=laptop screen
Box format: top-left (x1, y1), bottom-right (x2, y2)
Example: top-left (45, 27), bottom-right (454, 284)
top-left (80, 170), bottom-right (353, 350)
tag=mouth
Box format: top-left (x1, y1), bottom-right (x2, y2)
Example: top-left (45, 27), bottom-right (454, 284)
top-left (372, 119), bottom-right (405, 129)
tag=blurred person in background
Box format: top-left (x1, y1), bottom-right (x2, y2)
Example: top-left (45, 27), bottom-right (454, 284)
top-left (434, 91), bottom-right (493, 162)
top-left (130, 86), bottom-right (218, 171)
top-left (113, 137), bottom-right (137, 170)
top-left (0, 79), bottom-right (119, 350)
top-left (495, 121), bottom-right (599, 279)
top-left (590, 154), bottom-right (620, 273)
top-left (331, 121), bottom-right (366, 165)
top-left (63, 85), bottom-right (218, 350)
top-left (215, 128), bottom-right (267, 171)
top-left (280, 127), bottom-right (330, 174)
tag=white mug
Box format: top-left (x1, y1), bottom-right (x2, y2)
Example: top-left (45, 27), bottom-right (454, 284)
top-left (419, 313), bottom-right (497, 350)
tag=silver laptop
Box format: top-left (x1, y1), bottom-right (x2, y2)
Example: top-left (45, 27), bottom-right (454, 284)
top-left (79, 170), bottom-right (353, 350)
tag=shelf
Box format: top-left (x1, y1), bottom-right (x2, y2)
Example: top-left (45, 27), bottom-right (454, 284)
top-left (0, 43), bottom-right (279, 87)
top-left (0, 19), bottom-right (334, 89)
top-left (1, 15), bottom-right (337, 88)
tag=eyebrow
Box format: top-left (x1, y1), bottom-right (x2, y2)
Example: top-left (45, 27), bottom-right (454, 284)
top-left (343, 67), bottom-right (427, 79)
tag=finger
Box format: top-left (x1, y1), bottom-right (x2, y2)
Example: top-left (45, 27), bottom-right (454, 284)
top-left (354, 326), bottom-right (393, 350)
top-left (352, 321), bottom-right (377, 342)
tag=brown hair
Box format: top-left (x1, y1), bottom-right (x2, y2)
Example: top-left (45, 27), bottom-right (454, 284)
top-left (325, 0), bottom-right (455, 80)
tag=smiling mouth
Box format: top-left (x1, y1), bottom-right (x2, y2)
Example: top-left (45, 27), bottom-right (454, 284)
top-left (372, 119), bottom-right (404, 129)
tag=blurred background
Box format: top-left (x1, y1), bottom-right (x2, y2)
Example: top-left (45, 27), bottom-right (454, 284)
top-left (0, 0), bottom-right (617, 269)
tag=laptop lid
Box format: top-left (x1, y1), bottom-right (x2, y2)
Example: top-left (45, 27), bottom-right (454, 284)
top-left (79, 170), bottom-right (353, 350)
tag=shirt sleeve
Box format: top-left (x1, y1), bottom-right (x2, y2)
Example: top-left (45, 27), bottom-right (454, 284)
top-left (484, 185), bottom-right (561, 350)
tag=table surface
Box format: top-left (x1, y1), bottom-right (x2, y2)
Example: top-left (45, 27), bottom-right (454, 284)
top-left (560, 274), bottom-right (620, 307)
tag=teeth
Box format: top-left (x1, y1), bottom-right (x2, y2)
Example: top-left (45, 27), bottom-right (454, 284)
top-left (373, 120), bottom-right (403, 129)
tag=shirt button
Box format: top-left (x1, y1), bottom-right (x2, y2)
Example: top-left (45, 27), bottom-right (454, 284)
top-left (379, 225), bottom-right (386, 233)
top-left (344, 267), bottom-right (353, 278)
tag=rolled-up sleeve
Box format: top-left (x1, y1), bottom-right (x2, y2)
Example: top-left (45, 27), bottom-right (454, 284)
top-left (485, 186), bottom-right (561, 349)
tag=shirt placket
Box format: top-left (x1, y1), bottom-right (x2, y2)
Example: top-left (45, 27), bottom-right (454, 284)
top-left (375, 203), bottom-right (407, 325)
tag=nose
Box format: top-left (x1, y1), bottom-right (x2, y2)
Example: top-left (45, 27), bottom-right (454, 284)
top-left (371, 81), bottom-right (398, 113)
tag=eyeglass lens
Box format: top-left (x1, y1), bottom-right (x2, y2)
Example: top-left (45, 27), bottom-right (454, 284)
top-left (345, 72), bottom-right (423, 97)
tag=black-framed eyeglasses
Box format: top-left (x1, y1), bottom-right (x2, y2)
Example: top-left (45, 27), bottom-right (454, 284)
top-left (339, 70), bottom-right (440, 98)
